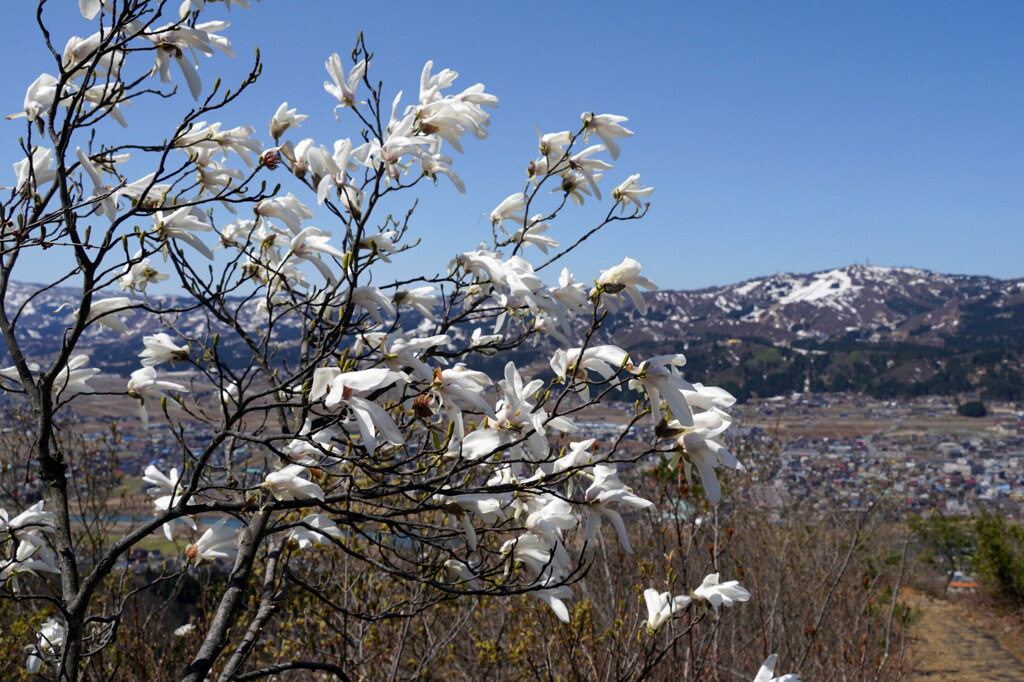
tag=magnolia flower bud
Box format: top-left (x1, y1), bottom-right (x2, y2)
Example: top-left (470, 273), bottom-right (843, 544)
top-left (261, 150), bottom-right (281, 170)
top-left (412, 394), bottom-right (433, 418)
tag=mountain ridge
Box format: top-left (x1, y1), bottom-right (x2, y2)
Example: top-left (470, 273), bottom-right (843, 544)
top-left (4, 264), bottom-right (1023, 400)
top-left (601, 263), bottom-right (1024, 347)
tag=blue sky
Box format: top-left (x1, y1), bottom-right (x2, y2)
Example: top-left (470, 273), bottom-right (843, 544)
top-left (2, 1), bottom-right (1021, 291)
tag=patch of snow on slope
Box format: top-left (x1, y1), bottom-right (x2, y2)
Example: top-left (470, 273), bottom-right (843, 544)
top-left (742, 308), bottom-right (765, 322)
top-left (714, 295), bottom-right (735, 312)
top-left (779, 269), bottom-right (858, 305)
top-left (732, 279), bottom-right (763, 296)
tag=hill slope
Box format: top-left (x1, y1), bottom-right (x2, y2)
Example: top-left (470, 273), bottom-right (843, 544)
top-left (4, 265), bottom-right (1023, 399)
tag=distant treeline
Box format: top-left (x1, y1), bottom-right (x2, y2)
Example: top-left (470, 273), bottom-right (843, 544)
top-left (629, 335), bottom-right (1024, 403)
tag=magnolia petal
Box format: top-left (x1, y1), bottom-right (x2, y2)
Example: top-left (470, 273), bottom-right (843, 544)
top-left (459, 429), bottom-right (506, 461)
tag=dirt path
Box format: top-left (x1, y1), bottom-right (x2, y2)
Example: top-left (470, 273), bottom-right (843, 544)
top-left (904, 589), bottom-right (1024, 681)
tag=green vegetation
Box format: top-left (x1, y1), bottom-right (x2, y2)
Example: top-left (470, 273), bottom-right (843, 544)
top-left (630, 335), bottom-right (1024, 401)
top-left (957, 400), bottom-right (988, 418)
top-left (973, 513), bottom-right (1024, 608)
top-left (908, 513), bottom-right (974, 592)
top-left (911, 512), bottom-right (1024, 609)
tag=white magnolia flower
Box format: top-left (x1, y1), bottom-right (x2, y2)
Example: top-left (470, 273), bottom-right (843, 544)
top-left (281, 419), bottom-right (341, 466)
top-left (453, 248), bottom-right (507, 288)
top-left (119, 258), bottom-right (169, 292)
top-left (255, 193), bottom-right (314, 234)
top-left (552, 267), bottom-right (590, 311)
top-left (0, 361), bottom-right (39, 389)
top-left (178, 0), bottom-right (252, 19)
top-left (550, 345), bottom-right (629, 401)
top-left (753, 654), bottom-right (803, 682)
top-left (553, 170), bottom-right (600, 205)
top-left (76, 147), bottom-right (119, 220)
top-left (269, 101), bottom-right (307, 140)
top-left (420, 151), bottom-right (465, 192)
top-left (354, 332), bottom-right (451, 381)
top-left (0, 500), bottom-right (53, 535)
top-left (186, 518), bottom-right (237, 566)
top-left (307, 138), bottom-right (355, 205)
top-left (0, 502), bottom-right (58, 580)
top-left (675, 412), bottom-right (744, 504)
top-left (52, 355), bottom-right (99, 397)
top-left (63, 28), bottom-right (123, 80)
top-left (424, 364), bottom-right (495, 442)
top-left (192, 145), bottom-right (245, 198)
top-left (134, 20), bottom-right (235, 99)
top-left (79, 0), bottom-right (107, 19)
top-left (139, 333), bottom-right (189, 366)
top-left (154, 206), bottom-right (215, 259)
top-left (530, 583), bottom-right (573, 624)
top-left (525, 496), bottom-right (577, 544)
top-left (500, 530), bottom-right (574, 623)
top-left (288, 227), bottom-right (346, 282)
top-left (288, 514), bottom-right (342, 550)
top-left (434, 486), bottom-right (509, 552)
top-left (311, 367), bottom-right (406, 456)
top-left (220, 380), bottom-right (240, 406)
top-left (338, 183), bottom-right (364, 218)
top-left (511, 217), bottom-right (558, 253)
top-left (143, 465), bottom-right (183, 505)
top-left (82, 297), bottom-right (133, 335)
top-left (490, 192), bottom-right (526, 228)
top-left (1, 531), bottom-right (60, 581)
top-left (568, 144), bottom-right (612, 199)
top-left (692, 573), bottom-right (751, 611)
top-left (629, 353), bottom-right (695, 428)
top-left (685, 382), bottom-right (738, 412)
top-left (324, 54), bottom-right (367, 110)
top-left (279, 137), bottom-right (314, 177)
top-left (127, 367), bottom-right (188, 427)
top-left (358, 230), bottom-right (398, 262)
top-left (261, 464), bottom-right (325, 502)
top-left (643, 588), bottom-right (692, 632)
top-left (502, 531), bottom-right (571, 582)
top-left (26, 617), bottom-right (65, 674)
top-left (538, 130), bottom-right (572, 163)
top-left (16, 528), bottom-right (59, 565)
top-left (583, 464), bottom-right (654, 554)
top-left (497, 255), bottom-right (550, 320)
top-left (142, 464), bottom-right (196, 541)
top-left (459, 361), bottom-right (574, 462)
top-left (351, 286), bottom-right (396, 326)
top-left (13, 146), bottom-right (56, 195)
top-left (412, 60), bottom-right (497, 156)
top-left (173, 623), bottom-right (196, 637)
top-left (612, 173), bottom-right (654, 211)
top-left (580, 112), bottom-right (633, 160)
top-left (7, 73), bottom-right (60, 122)
top-left (394, 286), bottom-right (438, 321)
top-left (118, 173), bottom-right (171, 209)
top-left (444, 559), bottom-right (480, 590)
top-left (470, 327), bottom-right (503, 350)
top-left (592, 256), bottom-right (657, 315)
top-left (355, 122), bottom-right (433, 181)
top-left (81, 81), bottom-right (131, 127)
top-left (522, 439), bottom-right (595, 483)
top-left (218, 218), bottom-right (257, 249)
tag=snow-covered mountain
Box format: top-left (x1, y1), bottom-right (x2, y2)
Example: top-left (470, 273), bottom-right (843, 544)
top-left (0, 282), bottom-right (275, 374)
top-left (4, 265), bottom-right (1023, 397)
top-left (600, 264), bottom-right (1024, 348)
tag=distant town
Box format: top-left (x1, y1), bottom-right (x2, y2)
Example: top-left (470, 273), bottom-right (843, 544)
top-left (733, 393), bottom-right (1024, 516)
top-left (568, 392), bottom-right (1024, 517)
top-left (5, 386), bottom-right (1022, 573)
